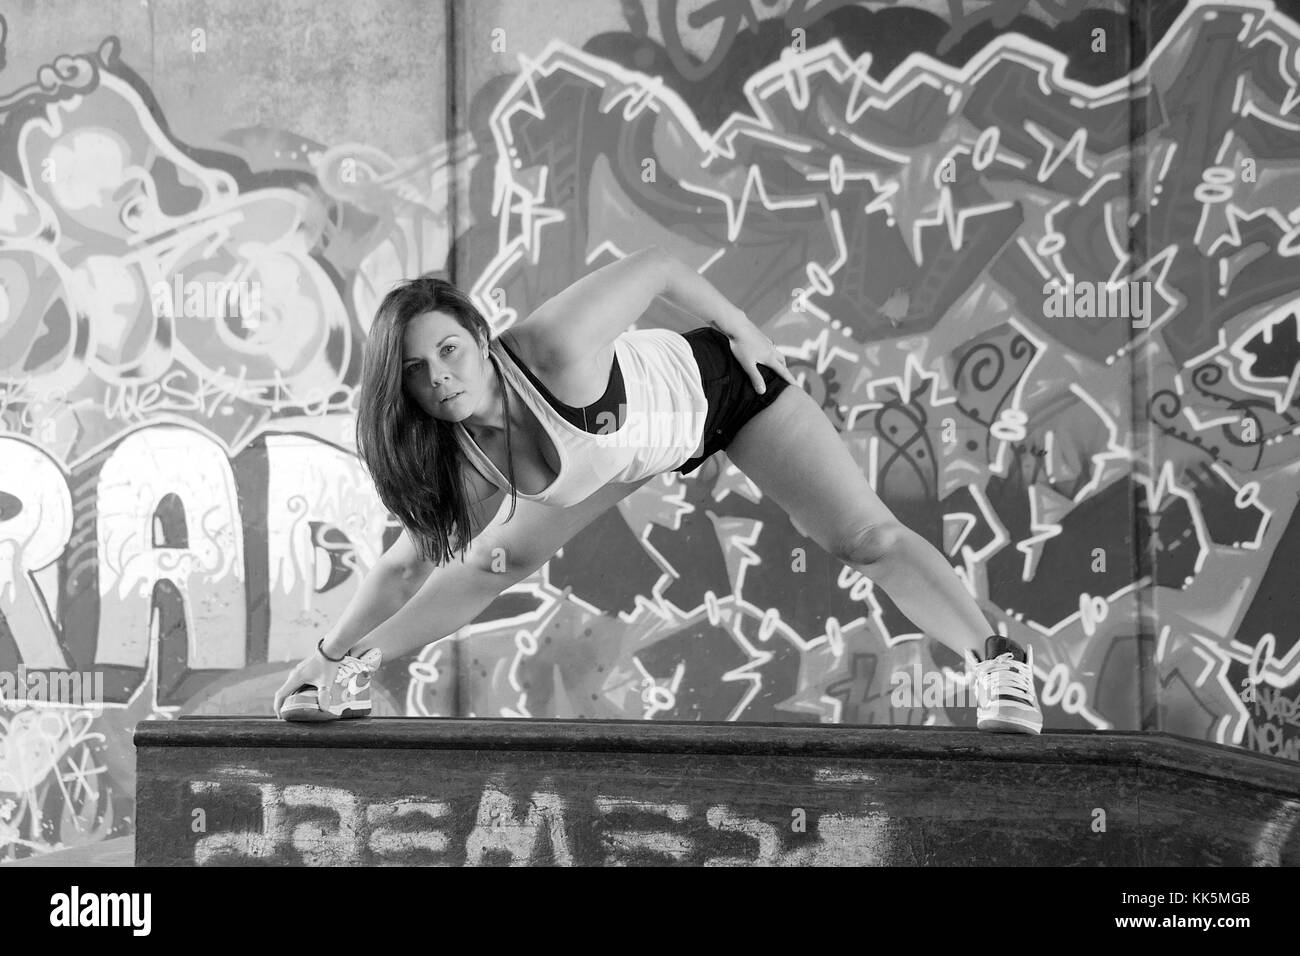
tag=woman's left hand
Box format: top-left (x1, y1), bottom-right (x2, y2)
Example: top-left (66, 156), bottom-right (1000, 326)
top-left (727, 325), bottom-right (801, 395)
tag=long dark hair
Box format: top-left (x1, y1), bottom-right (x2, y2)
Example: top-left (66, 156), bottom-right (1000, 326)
top-left (356, 274), bottom-right (519, 566)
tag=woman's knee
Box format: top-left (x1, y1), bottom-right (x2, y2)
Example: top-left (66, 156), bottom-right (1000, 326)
top-left (830, 522), bottom-right (906, 567)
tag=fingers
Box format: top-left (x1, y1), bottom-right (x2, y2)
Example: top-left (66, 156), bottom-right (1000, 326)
top-left (273, 681), bottom-right (290, 717)
top-left (273, 669), bottom-right (305, 716)
top-left (761, 340), bottom-right (800, 389)
top-left (756, 355), bottom-right (799, 392)
top-left (769, 350), bottom-right (799, 388)
top-left (316, 673), bottom-right (334, 712)
top-left (733, 332), bottom-right (799, 394)
top-left (769, 356), bottom-right (798, 388)
top-left (273, 665), bottom-right (307, 717)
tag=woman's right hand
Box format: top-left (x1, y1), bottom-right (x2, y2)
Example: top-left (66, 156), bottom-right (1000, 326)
top-left (272, 645), bottom-right (332, 718)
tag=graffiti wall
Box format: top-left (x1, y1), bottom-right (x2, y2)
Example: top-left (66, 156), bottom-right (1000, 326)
top-left (2, 0), bottom-right (1299, 860)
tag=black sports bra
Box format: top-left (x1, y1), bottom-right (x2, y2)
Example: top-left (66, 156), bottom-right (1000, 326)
top-left (497, 333), bottom-right (626, 434)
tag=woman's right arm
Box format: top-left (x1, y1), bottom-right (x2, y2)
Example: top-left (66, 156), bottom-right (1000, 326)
top-left (318, 455), bottom-right (510, 655)
top-left (275, 475), bottom-right (652, 716)
top-left (316, 527), bottom-right (443, 655)
top-left (338, 475), bottom-right (654, 663)
top-left (273, 491), bottom-right (506, 716)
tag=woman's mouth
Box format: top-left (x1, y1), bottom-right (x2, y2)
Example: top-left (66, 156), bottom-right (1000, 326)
top-left (439, 392), bottom-right (463, 404)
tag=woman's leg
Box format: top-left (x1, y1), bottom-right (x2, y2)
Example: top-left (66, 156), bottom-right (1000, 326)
top-left (723, 384), bottom-right (989, 661)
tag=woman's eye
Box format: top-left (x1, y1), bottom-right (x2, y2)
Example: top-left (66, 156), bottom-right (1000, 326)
top-left (405, 362), bottom-right (422, 374)
top-left (443, 345), bottom-right (456, 354)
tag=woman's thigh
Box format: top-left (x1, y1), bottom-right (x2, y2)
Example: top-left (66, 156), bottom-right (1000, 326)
top-left (722, 384), bottom-right (897, 553)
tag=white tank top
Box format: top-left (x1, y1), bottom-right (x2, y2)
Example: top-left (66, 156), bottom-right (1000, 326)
top-left (452, 328), bottom-right (709, 507)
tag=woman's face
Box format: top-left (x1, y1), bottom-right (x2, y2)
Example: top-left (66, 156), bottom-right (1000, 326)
top-left (401, 310), bottom-right (493, 422)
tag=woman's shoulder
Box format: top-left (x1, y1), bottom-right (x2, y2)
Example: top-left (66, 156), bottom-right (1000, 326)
top-left (499, 317), bottom-right (642, 361)
top-left (497, 321), bottom-right (611, 377)
top-left (495, 324), bottom-right (548, 368)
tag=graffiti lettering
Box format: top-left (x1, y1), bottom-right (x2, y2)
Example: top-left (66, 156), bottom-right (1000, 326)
top-left (184, 779), bottom-right (881, 866)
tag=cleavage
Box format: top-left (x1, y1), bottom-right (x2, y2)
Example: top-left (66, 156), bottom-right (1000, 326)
top-left (481, 407), bottom-right (559, 494)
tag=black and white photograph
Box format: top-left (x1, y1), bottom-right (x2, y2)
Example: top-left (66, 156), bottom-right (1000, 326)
top-left (0, 0), bottom-right (1294, 931)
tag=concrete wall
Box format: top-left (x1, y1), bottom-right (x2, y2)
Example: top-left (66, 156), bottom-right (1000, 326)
top-left (2, 0), bottom-right (1299, 860)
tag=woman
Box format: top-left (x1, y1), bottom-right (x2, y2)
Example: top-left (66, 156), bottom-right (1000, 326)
top-left (273, 247), bottom-right (1042, 734)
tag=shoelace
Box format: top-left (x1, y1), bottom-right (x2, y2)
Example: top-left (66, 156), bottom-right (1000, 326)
top-left (333, 655), bottom-right (368, 686)
top-left (977, 652), bottom-right (1036, 704)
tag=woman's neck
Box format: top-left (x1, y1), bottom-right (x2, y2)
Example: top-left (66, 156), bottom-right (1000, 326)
top-left (461, 351), bottom-right (525, 442)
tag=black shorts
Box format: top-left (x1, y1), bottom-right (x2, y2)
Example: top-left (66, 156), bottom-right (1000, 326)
top-left (674, 327), bottom-right (791, 475)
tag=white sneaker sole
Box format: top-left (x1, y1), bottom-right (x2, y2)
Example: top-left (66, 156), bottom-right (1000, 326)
top-left (279, 691), bottom-right (371, 722)
top-left (977, 708), bottom-right (1043, 734)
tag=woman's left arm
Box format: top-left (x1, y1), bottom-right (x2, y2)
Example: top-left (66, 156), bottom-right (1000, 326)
top-left (525, 245), bottom-right (799, 393)
top-left (656, 252), bottom-right (801, 395)
top-left (520, 246), bottom-right (670, 366)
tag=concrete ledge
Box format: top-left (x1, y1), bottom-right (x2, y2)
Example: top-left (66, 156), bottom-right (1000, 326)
top-left (134, 719), bottom-right (1300, 866)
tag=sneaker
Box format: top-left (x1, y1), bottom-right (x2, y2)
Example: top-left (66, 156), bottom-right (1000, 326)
top-left (968, 636), bottom-right (1042, 735)
top-left (279, 648), bottom-right (382, 721)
